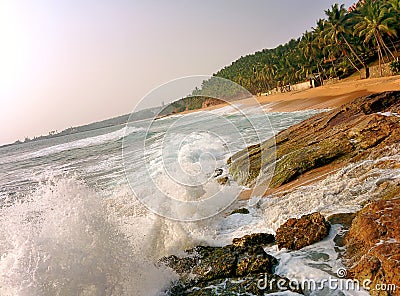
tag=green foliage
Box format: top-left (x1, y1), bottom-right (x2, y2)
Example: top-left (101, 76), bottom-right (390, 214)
top-left (165, 0), bottom-right (400, 114)
top-left (211, 0), bottom-right (400, 95)
top-left (391, 60), bottom-right (400, 73)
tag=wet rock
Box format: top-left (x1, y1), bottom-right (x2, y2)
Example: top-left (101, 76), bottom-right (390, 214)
top-left (344, 198), bottom-right (400, 296)
top-left (276, 212), bottom-right (330, 250)
top-left (160, 255), bottom-right (197, 275)
top-left (216, 176), bottom-right (229, 185)
top-left (232, 233), bottom-right (275, 248)
top-left (213, 168), bottom-right (223, 177)
top-left (229, 208), bottom-right (250, 215)
top-left (327, 212), bottom-right (356, 229)
top-left (235, 246), bottom-right (277, 276)
top-left (228, 91), bottom-right (400, 189)
top-left (190, 246), bottom-right (237, 282)
top-left (162, 244), bottom-right (277, 284)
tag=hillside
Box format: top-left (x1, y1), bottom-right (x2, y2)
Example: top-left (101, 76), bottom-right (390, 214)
top-left (164, 0), bottom-right (400, 113)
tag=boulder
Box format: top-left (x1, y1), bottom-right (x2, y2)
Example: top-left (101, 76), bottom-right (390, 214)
top-left (229, 207), bottom-right (250, 215)
top-left (232, 233), bottom-right (275, 248)
top-left (235, 246), bottom-right (276, 276)
top-left (216, 176), bottom-right (229, 185)
top-left (344, 198), bottom-right (400, 296)
top-left (276, 212), bottom-right (330, 250)
top-left (162, 244), bottom-right (277, 285)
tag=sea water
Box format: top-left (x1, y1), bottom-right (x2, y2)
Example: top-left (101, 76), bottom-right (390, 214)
top-left (0, 107), bottom-right (397, 295)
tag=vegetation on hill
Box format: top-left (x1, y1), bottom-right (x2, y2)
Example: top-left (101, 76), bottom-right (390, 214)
top-left (212, 0), bottom-right (400, 95)
top-left (166, 0), bottom-right (400, 113)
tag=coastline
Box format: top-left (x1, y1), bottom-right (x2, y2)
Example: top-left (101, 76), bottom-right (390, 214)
top-left (165, 90), bottom-right (400, 295)
top-left (181, 76), bottom-right (400, 114)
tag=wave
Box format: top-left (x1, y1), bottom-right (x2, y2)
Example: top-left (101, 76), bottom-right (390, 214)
top-left (0, 177), bottom-right (173, 296)
top-left (27, 126), bottom-right (145, 160)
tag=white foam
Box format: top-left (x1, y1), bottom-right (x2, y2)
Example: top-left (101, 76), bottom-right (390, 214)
top-left (209, 104), bottom-right (243, 115)
top-left (257, 153), bottom-right (400, 232)
top-left (0, 177), bottom-right (174, 296)
top-left (29, 126), bottom-right (144, 159)
top-left (377, 111), bottom-right (400, 118)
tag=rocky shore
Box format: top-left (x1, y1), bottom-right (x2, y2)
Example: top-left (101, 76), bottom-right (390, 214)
top-left (163, 92), bottom-right (400, 295)
top-left (162, 214), bottom-right (329, 295)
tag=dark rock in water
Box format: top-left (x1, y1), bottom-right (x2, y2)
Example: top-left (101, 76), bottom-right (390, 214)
top-left (276, 212), bottom-right (330, 250)
top-left (327, 212), bottom-right (356, 229)
top-left (190, 246), bottom-right (237, 282)
top-left (344, 198), bottom-right (400, 295)
top-left (229, 208), bottom-right (250, 215)
top-left (236, 246), bottom-right (277, 277)
top-left (162, 242), bottom-right (282, 295)
top-left (162, 244), bottom-right (277, 284)
top-left (232, 233), bottom-right (275, 248)
top-left (159, 255), bottom-right (197, 275)
top-left (216, 176), bottom-right (230, 185)
top-left (213, 168), bottom-right (224, 178)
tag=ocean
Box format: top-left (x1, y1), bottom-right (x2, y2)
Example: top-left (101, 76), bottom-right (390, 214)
top-left (1, 105), bottom-right (397, 295)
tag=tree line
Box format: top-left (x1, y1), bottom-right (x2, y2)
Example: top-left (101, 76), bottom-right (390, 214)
top-left (213, 0), bottom-right (400, 95)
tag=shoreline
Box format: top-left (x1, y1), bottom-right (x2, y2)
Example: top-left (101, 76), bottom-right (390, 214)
top-left (166, 90), bottom-right (400, 295)
top-left (183, 76), bottom-right (400, 114)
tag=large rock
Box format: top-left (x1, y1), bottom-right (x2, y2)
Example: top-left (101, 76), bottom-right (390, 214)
top-left (162, 244), bottom-right (277, 286)
top-left (344, 198), bottom-right (400, 296)
top-left (228, 91), bottom-right (400, 189)
top-left (276, 212), bottom-right (330, 250)
top-left (232, 233), bottom-right (275, 248)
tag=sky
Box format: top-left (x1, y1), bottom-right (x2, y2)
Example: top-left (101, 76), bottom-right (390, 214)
top-left (0, 0), bottom-right (355, 145)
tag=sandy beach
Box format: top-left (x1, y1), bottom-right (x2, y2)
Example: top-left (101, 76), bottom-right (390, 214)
top-left (192, 76), bottom-right (400, 114)
top-left (257, 76), bottom-right (400, 112)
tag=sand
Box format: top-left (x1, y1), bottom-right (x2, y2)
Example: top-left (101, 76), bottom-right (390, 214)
top-left (192, 76), bottom-right (400, 113)
top-left (257, 76), bottom-right (400, 112)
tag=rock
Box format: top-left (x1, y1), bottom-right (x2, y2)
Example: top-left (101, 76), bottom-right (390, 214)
top-left (344, 198), bottom-right (400, 296)
top-left (162, 243), bottom-right (280, 294)
top-left (232, 233), bottom-right (275, 248)
top-left (327, 212), bottom-right (356, 229)
top-left (276, 212), bottom-right (330, 250)
top-left (228, 91), bottom-right (400, 189)
top-left (216, 176), bottom-right (229, 185)
top-left (213, 168), bottom-right (223, 178)
top-left (235, 246), bottom-right (277, 277)
top-left (229, 208), bottom-right (250, 215)
top-left (190, 246), bottom-right (237, 282)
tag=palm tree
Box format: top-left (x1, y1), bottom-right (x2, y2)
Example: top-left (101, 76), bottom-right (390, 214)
top-left (388, 0), bottom-right (400, 20)
top-left (323, 4), bottom-right (366, 73)
top-left (299, 31), bottom-right (317, 77)
top-left (354, 0), bottom-right (398, 75)
top-left (387, 0), bottom-right (400, 53)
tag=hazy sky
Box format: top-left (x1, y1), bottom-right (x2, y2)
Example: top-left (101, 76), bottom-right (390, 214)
top-left (0, 0), bottom-right (355, 145)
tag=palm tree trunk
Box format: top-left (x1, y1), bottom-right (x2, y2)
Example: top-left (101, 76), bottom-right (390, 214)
top-left (374, 33), bottom-right (384, 76)
top-left (341, 33), bottom-right (366, 69)
top-left (346, 55), bottom-right (360, 72)
top-left (377, 32), bottom-right (396, 61)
